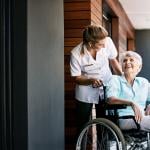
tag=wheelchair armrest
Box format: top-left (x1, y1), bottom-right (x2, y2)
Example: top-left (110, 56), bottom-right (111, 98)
top-left (104, 103), bottom-right (128, 110)
top-left (119, 115), bottom-right (135, 120)
top-left (102, 103), bottom-right (128, 125)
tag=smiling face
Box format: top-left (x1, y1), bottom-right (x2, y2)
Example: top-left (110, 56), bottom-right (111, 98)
top-left (122, 55), bottom-right (141, 76)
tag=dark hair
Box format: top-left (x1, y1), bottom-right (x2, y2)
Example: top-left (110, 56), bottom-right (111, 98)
top-left (83, 25), bottom-right (108, 46)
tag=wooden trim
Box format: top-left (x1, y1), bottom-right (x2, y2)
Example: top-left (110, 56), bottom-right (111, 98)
top-left (127, 39), bottom-right (135, 50)
top-left (64, 11), bottom-right (91, 20)
top-left (112, 18), bottom-right (119, 50)
top-left (64, 1), bottom-right (90, 11)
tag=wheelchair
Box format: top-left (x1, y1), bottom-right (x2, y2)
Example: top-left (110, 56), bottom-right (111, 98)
top-left (76, 87), bottom-right (150, 150)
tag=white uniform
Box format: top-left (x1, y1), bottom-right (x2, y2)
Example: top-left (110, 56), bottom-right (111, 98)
top-left (70, 37), bottom-right (117, 104)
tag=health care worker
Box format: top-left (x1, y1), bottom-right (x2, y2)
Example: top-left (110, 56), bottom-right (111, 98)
top-left (70, 25), bottom-right (122, 134)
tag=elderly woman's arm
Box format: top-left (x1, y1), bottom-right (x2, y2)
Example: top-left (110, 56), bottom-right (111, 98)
top-left (108, 97), bottom-right (132, 106)
top-left (108, 97), bottom-right (143, 123)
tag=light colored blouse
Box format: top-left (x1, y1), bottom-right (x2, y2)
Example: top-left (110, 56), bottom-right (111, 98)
top-left (106, 75), bottom-right (150, 116)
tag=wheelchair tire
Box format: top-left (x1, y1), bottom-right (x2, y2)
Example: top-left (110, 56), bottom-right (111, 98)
top-left (76, 118), bottom-right (126, 150)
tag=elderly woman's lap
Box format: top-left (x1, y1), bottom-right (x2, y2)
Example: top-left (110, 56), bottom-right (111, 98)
top-left (119, 116), bottom-right (150, 131)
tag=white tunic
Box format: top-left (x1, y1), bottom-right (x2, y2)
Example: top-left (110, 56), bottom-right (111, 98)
top-left (70, 37), bottom-right (117, 104)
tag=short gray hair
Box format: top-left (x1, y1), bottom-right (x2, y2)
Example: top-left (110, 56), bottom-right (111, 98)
top-left (119, 51), bottom-right (142, 66)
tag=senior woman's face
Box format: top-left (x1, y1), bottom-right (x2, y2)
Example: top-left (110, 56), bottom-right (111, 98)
top-left (122, 56), bottom-right (141, 75)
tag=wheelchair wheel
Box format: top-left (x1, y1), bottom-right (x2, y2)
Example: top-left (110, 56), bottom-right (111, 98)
top-left (76, 118), bottom-right (126, 150)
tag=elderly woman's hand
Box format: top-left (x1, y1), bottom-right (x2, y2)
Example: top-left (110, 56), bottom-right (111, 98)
top-left (131, 102), bottom-right (143, 123)
top-left (145, 105), bottom-right (150, 116)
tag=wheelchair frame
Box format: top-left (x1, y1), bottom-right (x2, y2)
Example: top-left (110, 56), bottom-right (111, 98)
top-left (76, 87), bottom-right (150, 150)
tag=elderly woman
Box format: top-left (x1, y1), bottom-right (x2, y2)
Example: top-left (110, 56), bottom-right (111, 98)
top-left (106, 51), bottom-right (150, 130)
